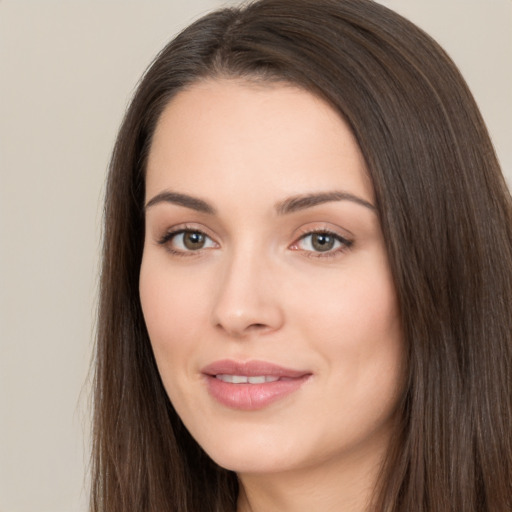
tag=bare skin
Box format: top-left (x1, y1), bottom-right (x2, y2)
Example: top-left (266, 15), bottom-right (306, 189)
top-left (140, 79), bottom-right (403, 512)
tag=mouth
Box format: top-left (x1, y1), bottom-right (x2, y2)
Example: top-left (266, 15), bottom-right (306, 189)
top-left (201, 360), bottom-right (312, 410)
top-left (215, 374), bottom-right (280, 384)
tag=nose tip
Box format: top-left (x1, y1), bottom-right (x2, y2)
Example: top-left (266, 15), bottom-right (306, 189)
top-left (214, 310), bottom-right (275, 337)
top-left (211, 258), bottom-right (284, 338)
top-left (213, 298), bottom-right (284, 338)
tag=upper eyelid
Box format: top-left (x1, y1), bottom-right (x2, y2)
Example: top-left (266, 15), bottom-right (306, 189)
top-left (158, 224), bottom-right (216, 240)
top-left (155, 224), bottom-right (353, 249)
top-left (297, 228), bottom-right (348, 239)
top-left (157, 228), bottom-right (218, 256)
top-left (293, 230), bottom-right (352, 246)
top-left (156, 228), bottom-right (213, 250)
top-left (293, 223), bottom-right (354, 241)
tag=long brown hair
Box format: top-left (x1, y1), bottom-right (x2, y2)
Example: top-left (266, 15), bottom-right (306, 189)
top-left (91, 1), bottom-right (512, 510)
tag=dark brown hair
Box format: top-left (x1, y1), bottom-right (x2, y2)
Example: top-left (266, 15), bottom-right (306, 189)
top-left (91, 1), bottom-right (512, 510)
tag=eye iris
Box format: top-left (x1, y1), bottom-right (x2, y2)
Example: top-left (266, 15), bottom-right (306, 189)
top-left (311, 233), bottom-right (335, 252)
top-left (183, 231), bottom-right (205, 250)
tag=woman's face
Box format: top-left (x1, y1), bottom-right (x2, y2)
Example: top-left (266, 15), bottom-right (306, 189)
top-left (140, 79), bottom-right (403, 477)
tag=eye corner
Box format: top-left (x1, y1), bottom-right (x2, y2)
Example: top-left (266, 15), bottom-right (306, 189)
top-left (155, 226), bottom-right (219, 257)
top-left (289, 228), bottom-right (354, 258)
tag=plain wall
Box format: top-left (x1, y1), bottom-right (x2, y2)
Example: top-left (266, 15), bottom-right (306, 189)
top-left (0, 1), bottom-right (510, 511)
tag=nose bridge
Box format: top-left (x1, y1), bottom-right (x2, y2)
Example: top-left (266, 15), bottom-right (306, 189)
top-left (211, 240), bottom-right (283, 336)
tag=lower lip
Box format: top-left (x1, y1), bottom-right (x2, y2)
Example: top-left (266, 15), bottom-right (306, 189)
top-left (204, 375), bottom-right (310, 410)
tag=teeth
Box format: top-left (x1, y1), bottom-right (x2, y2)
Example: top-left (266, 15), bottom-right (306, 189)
top-left (216, 375), bottom-right (280, 384)
top-left (248, 376), bottom-right (266, 384)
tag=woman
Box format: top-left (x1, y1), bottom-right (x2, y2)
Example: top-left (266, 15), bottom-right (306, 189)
top-left (91, 0), bottom-right (512, 510)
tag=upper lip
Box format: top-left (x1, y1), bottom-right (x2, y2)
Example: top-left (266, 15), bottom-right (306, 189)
top-left (202, 359), bottom-right (310, 378)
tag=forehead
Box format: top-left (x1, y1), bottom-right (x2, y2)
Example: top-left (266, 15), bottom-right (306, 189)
top-left (146, 79), bottom-right (373, 206)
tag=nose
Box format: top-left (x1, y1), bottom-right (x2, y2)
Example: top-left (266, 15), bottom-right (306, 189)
top-left (211, 249), bottom-right (285, 338)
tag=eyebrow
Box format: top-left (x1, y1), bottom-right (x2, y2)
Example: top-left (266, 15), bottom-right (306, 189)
top-left (144, 190), bottom-right (375, 215)
top-left (145, 191), bottom-right (216, 214)
top-left (275, 191), bottom-right (376, 214)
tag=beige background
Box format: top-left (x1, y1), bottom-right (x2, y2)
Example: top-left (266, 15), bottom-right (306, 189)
top-left (0, 1), bottom-right (510, 511)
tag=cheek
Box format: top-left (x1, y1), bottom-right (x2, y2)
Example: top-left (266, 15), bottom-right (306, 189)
top-left (298, 272), bottom-right (403, 446)
top-left (294, 256), bottom-right (400, 350)
top-left (293, 256), bottom-right (403, 404)
top-left (139, 254), bottom-right (209, 373)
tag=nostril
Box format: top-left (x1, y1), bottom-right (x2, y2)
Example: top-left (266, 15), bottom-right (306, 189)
top-left (247, 323), bottom-right (268, 331)
top-left (215, 321), bottom-right (271, 336)
top-left (211, 289), bottom-right (285, 336)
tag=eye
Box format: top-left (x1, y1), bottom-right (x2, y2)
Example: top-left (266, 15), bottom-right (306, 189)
top-left (158, 229), bottom-right (217, 253)
top-left (291, 230), bottom-right (352, 256)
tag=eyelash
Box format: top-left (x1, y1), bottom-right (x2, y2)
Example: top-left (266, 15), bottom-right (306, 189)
top-left (291, 230), bottom-right (353, 259)
top-left (157, 227), bottom-right (353, 258)
top-left (157, 227), bottom-right (216, 257)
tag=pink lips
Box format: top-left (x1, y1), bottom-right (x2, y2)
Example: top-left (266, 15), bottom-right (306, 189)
top-left (202, 359), bottom-right (311, 410)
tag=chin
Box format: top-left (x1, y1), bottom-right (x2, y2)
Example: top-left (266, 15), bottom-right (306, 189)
top-left (207, 448), bottom-right (297, 475)
top-left (193, 425), bottom-right (303, 474)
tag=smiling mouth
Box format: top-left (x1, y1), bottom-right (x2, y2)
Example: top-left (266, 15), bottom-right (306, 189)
top-left (202, 359), bottom-right (309, 379)
top-left (215, 374), bottom-right (280, 384)
top-left (202, 360), bottom-right (311, 410)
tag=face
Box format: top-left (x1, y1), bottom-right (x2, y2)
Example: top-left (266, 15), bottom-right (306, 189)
top-left (140, 79), bottom-right (403, 477)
